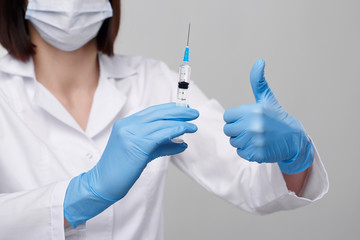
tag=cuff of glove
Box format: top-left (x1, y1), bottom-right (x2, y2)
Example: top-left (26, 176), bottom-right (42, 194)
top-left (278, 139), bottom-right (315, 175)
top-left (63, 173), bottom-right (115, 228)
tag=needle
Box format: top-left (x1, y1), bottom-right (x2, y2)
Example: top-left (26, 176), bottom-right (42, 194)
top-left (187, 22), bottom-right (191, 47)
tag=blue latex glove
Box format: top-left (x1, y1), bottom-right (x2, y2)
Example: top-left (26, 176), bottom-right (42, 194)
top-left (64, 103), bottom-right (199, 228)
top-left (223, 59), bottom-right (314, 175)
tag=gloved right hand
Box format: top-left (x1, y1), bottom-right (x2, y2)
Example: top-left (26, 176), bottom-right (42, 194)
top-left (64, 103), bottom-right (199, 228)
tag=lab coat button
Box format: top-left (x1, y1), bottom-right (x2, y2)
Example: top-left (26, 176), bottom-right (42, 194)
top-left (85, 153), bottom-right (93, 159)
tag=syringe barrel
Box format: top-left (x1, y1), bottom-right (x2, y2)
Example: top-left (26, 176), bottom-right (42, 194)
top-left (177, 62), bottom-right (191, 107)
top-left (177, 88), bottom-right (188, 106)
top-left (179, 62), bottom-right (191, 83)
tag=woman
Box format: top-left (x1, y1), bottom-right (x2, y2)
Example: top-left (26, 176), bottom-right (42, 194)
top-left (0, 0), bottom-right (328, 239)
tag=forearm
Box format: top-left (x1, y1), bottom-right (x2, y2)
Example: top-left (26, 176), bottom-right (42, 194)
top-left (282, 167), bottom-right (309, 196)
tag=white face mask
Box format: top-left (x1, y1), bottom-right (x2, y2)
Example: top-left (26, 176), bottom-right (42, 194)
top-left (25, 0), bottom-right (113, 52)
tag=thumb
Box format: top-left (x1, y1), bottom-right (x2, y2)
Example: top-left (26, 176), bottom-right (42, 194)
top-left (250, 59), bottom-right (278, 104)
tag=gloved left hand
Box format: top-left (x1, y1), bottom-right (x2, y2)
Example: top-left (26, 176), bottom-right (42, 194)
top-left (223, 59), bottom-right (314, 174)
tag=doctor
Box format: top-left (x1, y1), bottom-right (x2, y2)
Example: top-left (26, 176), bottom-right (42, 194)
top-left (0, 0), bottom-right (328, 239)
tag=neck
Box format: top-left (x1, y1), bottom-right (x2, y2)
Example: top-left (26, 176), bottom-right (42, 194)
top-left (29, 24), bottom-right (99, 95)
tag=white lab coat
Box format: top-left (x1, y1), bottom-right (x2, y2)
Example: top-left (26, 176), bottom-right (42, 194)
top-left (0, 53), bottom-right (328, 240)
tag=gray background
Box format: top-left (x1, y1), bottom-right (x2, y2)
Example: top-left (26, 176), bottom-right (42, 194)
top-left (1, 0), bottom-right (358, 239)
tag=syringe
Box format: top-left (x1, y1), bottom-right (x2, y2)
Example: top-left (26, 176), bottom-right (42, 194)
top-left (177, 23), bottom-right (191, 107)
top-left (172, 23), bottom-right (192, 144)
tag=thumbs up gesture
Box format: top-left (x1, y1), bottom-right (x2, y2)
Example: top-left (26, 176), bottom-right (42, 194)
top-left (223, 60), bottom-right (314, 174)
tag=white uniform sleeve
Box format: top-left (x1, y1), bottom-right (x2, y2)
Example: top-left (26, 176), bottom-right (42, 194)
top-left (168, 74), bottom-right (329, 214)
top-left (0, 179), bottom-right (70, 239)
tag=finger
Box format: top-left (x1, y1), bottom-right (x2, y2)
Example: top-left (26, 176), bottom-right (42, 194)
top-left (149, 124), bottom-right (198, 143)
top-left (237, 146), bottom-right (271, 164)
top-left (223, 117), bottom-right (251, 137)
top-left (236, 148), bottom-right (254, 162)
top-left (133, 121), bottom-right (198, 137)
top-left (229, 132), bottom-right (253, 149)
top-left (151, 140), bottom-right (188, 159)
top-left (136, 103), bottom-right (199, 123)
top-left (223, 104), bottom-right (252, 123)
top-left (250, 59), bottom-right (278, 105)
top-left (237, 147), bottom-right (257, 162)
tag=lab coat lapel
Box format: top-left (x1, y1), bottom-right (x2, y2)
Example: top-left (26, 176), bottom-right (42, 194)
top-left (33, 81), bottom-right (84, 134)
top-left (0, 53), bottom-right (137, 138)
top-left (0, 77), bottom-right (48, 142)
top-left (85, 76), bottom-right (127, 138)
top-left (0, 54), bottom-right (87, 134)
top-left (85, 54), bottom-right (137, 138)
top-left (0, 55), bottom-right (83, 138)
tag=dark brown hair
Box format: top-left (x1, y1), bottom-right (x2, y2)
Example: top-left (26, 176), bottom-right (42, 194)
top-left (0, 0), bottom-right (121, 62)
